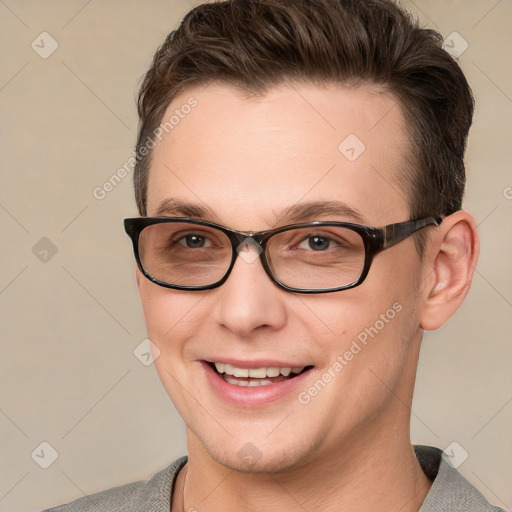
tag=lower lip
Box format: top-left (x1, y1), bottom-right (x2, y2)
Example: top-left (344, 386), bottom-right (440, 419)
top-left (201, 361), bottom-right (313, 408)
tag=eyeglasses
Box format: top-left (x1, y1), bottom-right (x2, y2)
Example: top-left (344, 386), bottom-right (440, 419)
top-left (124, 216), bottom-right (442, 294)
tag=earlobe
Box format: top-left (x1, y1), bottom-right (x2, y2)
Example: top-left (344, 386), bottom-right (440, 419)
top-left (420, 210), bottom-right (479, 331)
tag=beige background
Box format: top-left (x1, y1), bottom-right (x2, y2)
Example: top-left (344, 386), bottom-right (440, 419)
top-left (0, 1), bottom-right (510, 510)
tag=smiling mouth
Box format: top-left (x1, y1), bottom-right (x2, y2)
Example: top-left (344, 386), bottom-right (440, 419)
top-left (208, 361), bottom-right (313, 387)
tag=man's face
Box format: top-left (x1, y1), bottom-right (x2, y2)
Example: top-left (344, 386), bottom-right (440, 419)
top-left (137, 83), bottom-right (426, 472)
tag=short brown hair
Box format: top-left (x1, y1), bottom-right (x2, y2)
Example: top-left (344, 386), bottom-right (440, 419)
top-left (134, 0), bottom-right (474, 250)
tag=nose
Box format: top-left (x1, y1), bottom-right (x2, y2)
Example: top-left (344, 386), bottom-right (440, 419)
top-left (214, 240), bottom-right (288, 337)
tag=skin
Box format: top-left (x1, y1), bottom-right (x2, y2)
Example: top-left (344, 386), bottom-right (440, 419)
top-left (135, 82), bottom-right (479, 511)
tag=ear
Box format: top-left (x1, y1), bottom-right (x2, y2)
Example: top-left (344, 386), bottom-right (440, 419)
top-left (419, 210), bottom-right (479, 331)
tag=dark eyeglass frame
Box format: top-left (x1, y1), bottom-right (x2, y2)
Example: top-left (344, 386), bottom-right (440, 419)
top-left (124, 216), bottom-right (442, 294)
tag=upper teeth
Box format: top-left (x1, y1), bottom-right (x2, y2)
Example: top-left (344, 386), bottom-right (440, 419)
top-left (214, 362), bottom-right (304, 378)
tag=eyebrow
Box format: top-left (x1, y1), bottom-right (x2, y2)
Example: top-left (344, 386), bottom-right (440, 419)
top-left (154, 198), bottom-right (212, 218)
top-left (272, 200), bottom-right (365, 224)
top-left (154, 197), bottom-right (365, 225)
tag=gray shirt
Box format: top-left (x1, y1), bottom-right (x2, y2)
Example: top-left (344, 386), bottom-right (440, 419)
top-left (43, 445), bottom-right (505, 511)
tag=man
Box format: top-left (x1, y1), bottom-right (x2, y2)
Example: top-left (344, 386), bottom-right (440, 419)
top-left (45, 0), bottom-right (504, 510)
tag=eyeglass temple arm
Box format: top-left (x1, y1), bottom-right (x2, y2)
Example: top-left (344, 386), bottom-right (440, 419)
top-left (381, 216), bottom-right (443, 249)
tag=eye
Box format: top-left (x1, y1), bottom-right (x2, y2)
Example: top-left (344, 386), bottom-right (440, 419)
top-left (296, 233), bottom-right (342, 252)
top-left (181, 234), bottom-right (207, 248)
top-left (303, 235), bottom-right (331, 251)
top-left (175, 233), bottom-right (212, 249)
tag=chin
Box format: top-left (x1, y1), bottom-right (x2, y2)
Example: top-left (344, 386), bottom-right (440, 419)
top-left (201, 435), bottom-right (319, 475)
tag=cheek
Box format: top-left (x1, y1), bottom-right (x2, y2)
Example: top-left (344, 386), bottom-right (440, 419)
top-left (298, 289), bottom-right (403, 343)
top-left (138, 281), bottom-right (205, 414)
top-left (296, 294), bottom-right (417, 418)
top-left (137, 279), bottom-right (200, 353)
top-left (299, 254), bottom-right (421, 376)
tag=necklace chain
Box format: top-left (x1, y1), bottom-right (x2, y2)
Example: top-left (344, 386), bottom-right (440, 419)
top-left (182, 464), bottom-right (189, 512)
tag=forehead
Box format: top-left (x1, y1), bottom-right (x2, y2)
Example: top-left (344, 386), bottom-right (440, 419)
top-left (147, 82), bottom-right (411, 228)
